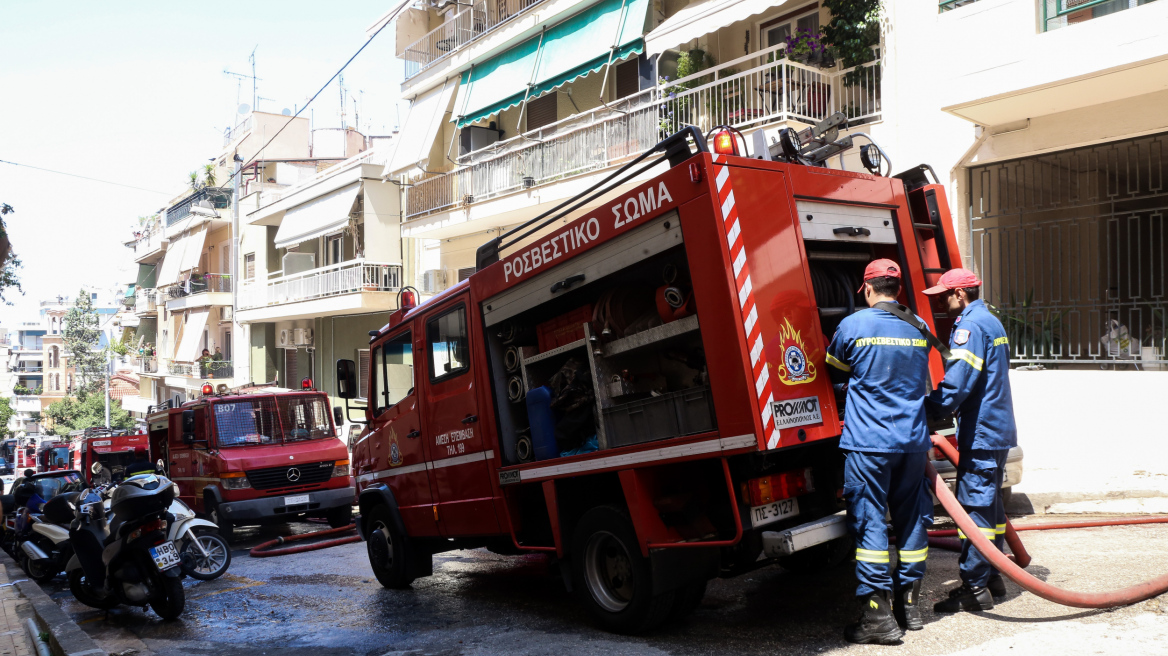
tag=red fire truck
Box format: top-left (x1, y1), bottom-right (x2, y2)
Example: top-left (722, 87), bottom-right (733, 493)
top-left (71, 428), bottom-right (150, 485)
top-left (0, 439), bottom-right (36, 475)
top-left (337, 120), bottom-right (964, 633)
top-left (147, 385), bottom-right (355, 541)
top-left (36, 439), bottom-right (76, 472)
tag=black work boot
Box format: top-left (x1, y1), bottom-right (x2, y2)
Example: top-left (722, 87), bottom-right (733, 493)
top-left (893, 580), bottom-right (923, 631)
top-left (844, 591), bottom-right (904, 645)
top-left (987, 574), bottom-right (1007, 598)
top-left (934, 584), bottom-right (994, 613)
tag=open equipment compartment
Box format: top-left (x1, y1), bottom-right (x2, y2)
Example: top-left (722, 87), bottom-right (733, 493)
top-left (483, 211), bottom-right (716, 465)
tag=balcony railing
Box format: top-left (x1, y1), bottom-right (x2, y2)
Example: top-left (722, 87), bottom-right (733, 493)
top-left (135, 288), bottom-right (159, 313)
top-left (238, 260), bottom-right (403, 310)
top-left (165, 187), bottom-right (232, 226)
top-left (406, 45), bottom-right (881, 219)
top-left (166, 274), bottom-right (233, 300)
top-left (165, 359), bottom-right (233, 379)
top-left (402, 0), bottom-right (547, 81)
top-left (13, 366), bottom-right (43, 373)
top-left (223, 115), bottom-right (253, 146)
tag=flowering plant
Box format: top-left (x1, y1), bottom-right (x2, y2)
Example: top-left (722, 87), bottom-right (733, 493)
top-left (785, 29), bottom-right (832, 67)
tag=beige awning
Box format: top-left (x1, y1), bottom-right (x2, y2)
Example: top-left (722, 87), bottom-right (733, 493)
top-left (273, 182), bottom-right (362, 249)
top-left (385, 78), bottom-right (457, 176)
top-left (174, 310), bottom-right (210, 362)
top-left (645, 0), bottom-right (788, 56)
top-left (156, 227), bottom-right (208, 286)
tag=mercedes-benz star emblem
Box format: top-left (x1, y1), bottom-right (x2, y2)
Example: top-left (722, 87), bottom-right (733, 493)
top-left (286, 467), bottom-right (301, 482)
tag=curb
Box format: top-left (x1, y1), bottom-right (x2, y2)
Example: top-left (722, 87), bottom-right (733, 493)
top-left (0, 551), bottom-right (107, 656)
top-left (1008, 490), bottom-right (1168, 515)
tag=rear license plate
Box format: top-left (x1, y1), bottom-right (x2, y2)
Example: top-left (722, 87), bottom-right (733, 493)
top-left (284, 494), bottom-right (309, 506)
top-left (149, 542), bottom-right (181, 571)
top-left (750, 497), bottom-right (800, 529)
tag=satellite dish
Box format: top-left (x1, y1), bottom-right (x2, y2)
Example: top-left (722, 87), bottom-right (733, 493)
top-left (281, 108), bottom-right (292, 116)
top-left (238, 103), bottom-right (251, 115)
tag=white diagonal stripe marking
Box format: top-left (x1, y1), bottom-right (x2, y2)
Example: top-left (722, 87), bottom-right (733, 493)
top-left (733, 247), bottom-right (746, 277)
top-left (716, 165), bottom-right (730, 191)
top-left (726, 219), bottom-right (741, 248)
top-left (721, 190), bottom-right (736, 219)
top-left (744, 303), bottom-right (758, 336)
top-left (750, 334), bottom-right (764, 366)
top-left (738, 275), bottom-right (752, 308)
top-left (755, 364), bottom-right (769, 396)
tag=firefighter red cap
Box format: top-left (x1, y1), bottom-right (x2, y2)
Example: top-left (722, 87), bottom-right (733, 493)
top-left (857, 259), bottom-right (901, 293)
top-left (923, 268), bottom-right (983, 295)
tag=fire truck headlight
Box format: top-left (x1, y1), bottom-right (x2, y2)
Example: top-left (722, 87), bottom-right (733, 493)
top-left (220, 473), bottom-right (251, 490)
top-left (332, 460), bottom-right (350, 478)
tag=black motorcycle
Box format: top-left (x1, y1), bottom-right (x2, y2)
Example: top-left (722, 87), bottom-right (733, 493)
top-left (66, 474), bottom-right (185, 620)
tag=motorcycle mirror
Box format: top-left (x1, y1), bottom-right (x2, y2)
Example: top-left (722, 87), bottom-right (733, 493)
top-left (91, 462), bottom-right (102, 475)
top-left (333, 406), bottom-right (344, 427)
top-left (156, 459), bottom-right (166, 472)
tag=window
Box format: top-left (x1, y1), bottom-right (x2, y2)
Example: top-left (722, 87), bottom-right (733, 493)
top-left (245, 254), bottom-right (256, 281)
top-left (326, 234), bottom-right (343, 266)
top-left (223, 330), bottom-right (231, 359)
top-left (525, 93), bottom-right (558, 132)
top-left (373, 331), bottom-right (413, 416)
top-left (759, 4), bottom-right (820, 51)
top-left (426, 306), bottom-right (468, 381)
top-left (358, 349), bottom-right (371, 400)
top-left (616, 58), bottom-right (641, 99)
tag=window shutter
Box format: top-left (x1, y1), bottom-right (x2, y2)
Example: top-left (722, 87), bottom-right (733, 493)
top-left (358, 349), bottom-right (371, 399)
top-left (526, 93), bottom-right (558, 132)
top-left (616, 58), bottom-right (640, 99)
top-left (284, 349), bottom-right (298, 388)
top-left (245, 254), bottom-right (256, 280)
top-left (458, 267), bottom-right (475, 282)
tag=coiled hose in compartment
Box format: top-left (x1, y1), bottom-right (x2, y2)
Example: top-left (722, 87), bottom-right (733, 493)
top-left (809, 263), bottom-right (860, 316)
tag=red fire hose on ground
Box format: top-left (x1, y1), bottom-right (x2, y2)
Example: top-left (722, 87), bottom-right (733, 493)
top-left (249, 523), bottom-right (360, 558)
top-left (927, 435), bottom-right (1168, 608)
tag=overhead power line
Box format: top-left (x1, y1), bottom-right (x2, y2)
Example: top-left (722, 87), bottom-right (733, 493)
top-left (0, 159), bottom-right (173, 196)
top-left (235, 2), bottom-right (404, 173)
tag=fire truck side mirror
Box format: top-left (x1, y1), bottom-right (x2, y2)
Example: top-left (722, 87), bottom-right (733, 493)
top-left (181, 409), bottom-right (195, 444)
top-left (333, 406), bottom-right (344, 427)
top-left (336, 359), bottom-right (357, 400)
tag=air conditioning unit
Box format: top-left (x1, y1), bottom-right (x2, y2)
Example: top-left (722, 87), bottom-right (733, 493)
top-left (220, 306), bottom-right (233, 322)
top-left (420, 269), bottom-right (445, 294)
top-left (294, 328), bottom-right (314, 347)
top-left (278, 329), bottom-right (292, 348)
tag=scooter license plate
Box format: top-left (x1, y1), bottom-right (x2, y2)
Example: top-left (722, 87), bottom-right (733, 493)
top-left (749, 497), bottom-right (800, 529)
top-left (149, 542), bottom-right (182, 571)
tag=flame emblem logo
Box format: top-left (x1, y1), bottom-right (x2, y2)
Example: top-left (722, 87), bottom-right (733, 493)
top-left (389, 428), bottom-right (403, 467)
top-left (776, 318), bottom-right (817, 385)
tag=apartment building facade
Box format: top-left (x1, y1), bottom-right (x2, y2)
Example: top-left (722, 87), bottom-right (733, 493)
top-left (382, 0), bottom-right (1165, 373)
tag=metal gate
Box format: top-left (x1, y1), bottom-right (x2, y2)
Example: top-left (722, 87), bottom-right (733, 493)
top-left (969, 132), bottom-right (1167, 367)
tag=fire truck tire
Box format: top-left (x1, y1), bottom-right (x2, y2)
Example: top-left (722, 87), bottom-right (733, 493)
top-left (207, 500), bottom-right (235, 543)
top-left (572, 505), bottom-right (676, 635)
top-left (365, 505), bottom-right (415, 589)
top-left (326, 505), bottom-right (353, 529)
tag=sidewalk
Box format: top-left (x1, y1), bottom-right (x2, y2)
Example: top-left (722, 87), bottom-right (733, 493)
top-left (1008, 369), bottom-right (1168, 514)
top-left (0, 560), bottom-right (37, 656)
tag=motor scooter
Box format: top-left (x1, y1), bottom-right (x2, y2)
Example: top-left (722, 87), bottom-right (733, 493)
top-left (66, 474), bottom-right (186, 619)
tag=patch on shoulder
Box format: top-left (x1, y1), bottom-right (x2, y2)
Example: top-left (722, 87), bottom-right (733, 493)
top-left (953, 329), bottom-right (971, 345)
top-left (954, 316), bottom-right (962, 324)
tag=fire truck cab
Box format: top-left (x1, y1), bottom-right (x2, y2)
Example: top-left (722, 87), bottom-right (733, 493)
top-left (71, 428), bottom-right (150, 485)
top-left (147, 387), bottom-right (355, 541)
top-left (339, 120), bottom-right (965, 634)
top-left (37, 439), bottom-right (76, 473)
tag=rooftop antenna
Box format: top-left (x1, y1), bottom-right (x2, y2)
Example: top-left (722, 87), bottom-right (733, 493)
top-left (249, 46), bottom-right (258, 110)
top-left (257, 95), bottom-right (276, 112)
top-left (224, 66), bottom-right (262, 118)
top-left (338, 73), bottom-right (347, 130)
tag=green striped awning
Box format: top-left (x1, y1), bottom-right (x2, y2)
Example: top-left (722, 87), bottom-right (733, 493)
top-left (452, 0), bottom-right (649, 128)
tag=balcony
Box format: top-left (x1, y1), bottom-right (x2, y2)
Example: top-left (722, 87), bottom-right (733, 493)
top-left (401, 0), bottom-right (548, 81)
top-left (135, 288), bottom-right (159, 315)
top-left (164, 274), bottom-right (233, 311)
top-left (132, 225), bottom-right (166, 262)
top-left (405, 45), bottom-right (881, 220)
top-left (12, 396), bottom-right (40, 413)
top-left (165, 359), bottom-right (233, 380)
top-left (237, 260), bottom-right (403, 320)
top-left (223, 115), bottom-right (253, 147)
top-left (135, 356), bottom-right (159, 375)
top-left (13, 365), bottom-right (43, 373)
top-left (165, 187), bottom-right (232, 227)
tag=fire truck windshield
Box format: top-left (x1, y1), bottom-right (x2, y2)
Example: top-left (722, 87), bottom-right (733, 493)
top-left (50, 446), bottom-right (69, 467)
top-left (212, 395), bottom-right (334, 447)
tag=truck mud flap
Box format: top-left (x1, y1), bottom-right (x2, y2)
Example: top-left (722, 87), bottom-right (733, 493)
top-left (649, 547), bottom-right (719, 595)
top-left (760, 511), bottom-right (847, 558)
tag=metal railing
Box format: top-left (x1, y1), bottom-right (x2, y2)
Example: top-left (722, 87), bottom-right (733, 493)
top-left (165, 274), bottom-right (233, 300)
top-left (969, 132), bottom-right (1168, 367)
top-left (165, 359), bottom-right (232, 379)
top-left (1042, 0), bottom-right (1152, 30)
top-left (135, 288), bottom-right (158, 313)
top-left (238, 260), bottom-right (403, 310)
top-left (223, 115), bottom-right (253, 146)
top-left (406, 45), bottom-right (881, 219)
top-left (401, 0), bottom-right (548, 80)
top-left (939, 0), bottom-right (982, 11)
top-left (165, 187), bottom-right (232, 226)
top-left (13, 366), bottom-right (43, 373)
top-left (139, 357), bottom-right (159, 374)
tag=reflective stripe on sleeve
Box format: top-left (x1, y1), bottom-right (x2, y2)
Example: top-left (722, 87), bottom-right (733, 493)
top-left (948, 348), bottom-right (984, 371)
top-left (855, 548), bottom-right (890, 563)
top-left (898, 547), bottom-right (928, 563)
top-left (957, 526), bottom-right (997, 540)
top-left (826, 353), bottom-right (851, 372)
top-left (995, 524), bottom-right (1007, 535)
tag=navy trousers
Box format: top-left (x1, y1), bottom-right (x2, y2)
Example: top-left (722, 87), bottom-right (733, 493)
top-left (956, 448), bottom-right (1009, 587)
top-left (843, 450), bottom-right (933, 596)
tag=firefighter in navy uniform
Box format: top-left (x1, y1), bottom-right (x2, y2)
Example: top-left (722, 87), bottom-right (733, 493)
top-left (924, 268), bottom-right (1018, 613)
top-left (826, 259), bottom-right (934, 644)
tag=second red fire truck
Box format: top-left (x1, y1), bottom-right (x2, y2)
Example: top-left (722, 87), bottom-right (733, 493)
top-left (337, 119), bottom-right (965, 633)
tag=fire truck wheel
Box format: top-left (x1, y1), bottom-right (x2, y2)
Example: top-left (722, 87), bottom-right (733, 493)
top-left (207, 500), bottom-right (236, 543)
top-left (572, 505), bottom-right (676, 635)
top-left (326, 505), bottom-right (353, 529)
top-left (365, 505), bottom-right (414, 589)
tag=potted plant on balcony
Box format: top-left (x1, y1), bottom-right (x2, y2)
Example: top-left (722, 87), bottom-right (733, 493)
top-left (784, 29), bottom-right (834, 68)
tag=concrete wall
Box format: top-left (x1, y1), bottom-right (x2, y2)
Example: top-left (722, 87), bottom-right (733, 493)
top-left (313, 312), bottom-right (394, 434)
top-left (250, 323), bottom-right (277, 386)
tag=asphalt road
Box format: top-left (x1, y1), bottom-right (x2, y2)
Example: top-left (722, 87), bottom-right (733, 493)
top-left (40, 518), bottom-right (1168, 656)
